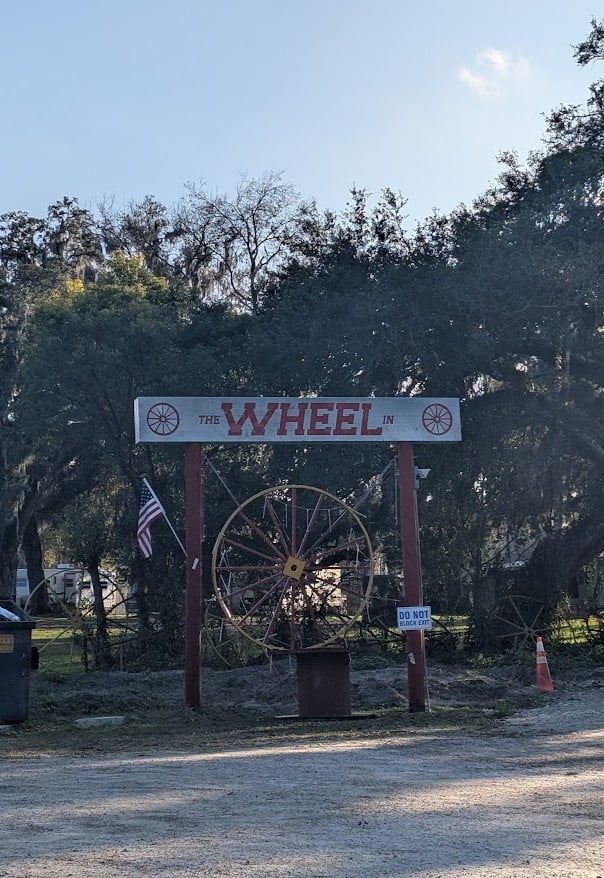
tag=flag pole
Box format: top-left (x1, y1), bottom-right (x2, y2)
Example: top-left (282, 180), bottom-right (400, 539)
top-left (142, 477), bottom-right (186, 555)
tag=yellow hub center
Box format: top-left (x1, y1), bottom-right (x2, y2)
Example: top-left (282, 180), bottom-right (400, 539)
top-left (283, 556), bottom-right (305, 580)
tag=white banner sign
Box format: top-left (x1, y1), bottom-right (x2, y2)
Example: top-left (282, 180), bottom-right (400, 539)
top-left (397, 606), bottom-right (433, 631)
top-left (134, 397), bottom-right (461, 444)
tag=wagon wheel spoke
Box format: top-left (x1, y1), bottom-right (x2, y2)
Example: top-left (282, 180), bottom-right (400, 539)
top-left (231, 506), bottom-right (289, 561)
top-left (261, 578), bottom-right (291, 645)
top-left (218, 570), bottom-right (282, 605)
top-left (234, 575), bottom-right (285, 625)
top-left (222, 537), bottom-right (283, 564)
top-left (297, 493), bottom-right (326, 556)
top-left (263, 495), bottom-right (292, 556)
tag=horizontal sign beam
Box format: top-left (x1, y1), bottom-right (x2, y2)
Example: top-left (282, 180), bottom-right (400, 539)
top-left (134, 397), bottom-right (461, 444)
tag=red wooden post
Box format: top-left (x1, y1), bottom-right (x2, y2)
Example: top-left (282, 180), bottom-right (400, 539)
top-left (184, 443), bottom-right (204, 710)
top-left (397, 441), bottom-right (426, 712)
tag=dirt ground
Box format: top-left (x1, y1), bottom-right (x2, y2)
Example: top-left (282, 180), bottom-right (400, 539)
top-left (0, 661), bottom-right (603, 878)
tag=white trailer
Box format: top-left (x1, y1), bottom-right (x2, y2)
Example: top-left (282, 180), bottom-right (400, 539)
top-left (18, 565), bottom-right (127, 614)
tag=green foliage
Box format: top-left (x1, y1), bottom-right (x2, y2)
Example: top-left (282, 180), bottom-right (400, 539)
top-left (2, 23), bottom-right (604, 664)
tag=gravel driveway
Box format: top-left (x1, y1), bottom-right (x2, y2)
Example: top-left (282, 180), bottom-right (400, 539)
top-left (1, 683), bottom-right (602, 878)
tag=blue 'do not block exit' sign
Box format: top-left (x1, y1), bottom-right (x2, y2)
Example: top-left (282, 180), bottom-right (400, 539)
top-left (397, 606), bottom-right (433, 631)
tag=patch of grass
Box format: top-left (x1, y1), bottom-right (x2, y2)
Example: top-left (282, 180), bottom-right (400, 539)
top-left (3, 697), bottom-right (512, 760)
top-left (2, 655), bottom-right (538, 760)
top-left (544, 641), bottom-right (604, 670)
top-left (31, 617), bottom-right (139, 674)
top-left (551, 615), bottom-right (603, 645)
top-left (350, 653), bottom-right (405, 671)
top-left (12, 613), bottom-right (598, 762)
top-left (464, 650), bottom-right (520, 669)
top-left (32, 619), bottom-right (86, 674)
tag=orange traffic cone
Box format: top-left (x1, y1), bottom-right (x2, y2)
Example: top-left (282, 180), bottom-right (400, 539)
top-left (536, 636), bottom-right (554, 692)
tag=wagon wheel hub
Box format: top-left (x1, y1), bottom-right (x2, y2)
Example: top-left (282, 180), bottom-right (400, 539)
top-left (283, 556), bottom-right (305, 581)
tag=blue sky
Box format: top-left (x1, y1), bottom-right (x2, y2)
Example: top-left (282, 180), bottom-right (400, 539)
top-left (1, 1), bottom-right (600, 226)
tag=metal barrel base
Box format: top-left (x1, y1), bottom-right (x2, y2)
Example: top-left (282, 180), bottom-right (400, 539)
top-left (295, 649), bottom-right (351, 719)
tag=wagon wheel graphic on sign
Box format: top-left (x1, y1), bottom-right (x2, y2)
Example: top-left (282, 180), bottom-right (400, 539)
top-left (211, 485), bottom-right (374, 653)
top-left (146, 402), bottom-right (180, 436)
top-left (422, 403), bottom-right (453, 436)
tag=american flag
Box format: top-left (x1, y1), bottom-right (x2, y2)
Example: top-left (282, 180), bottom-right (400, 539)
top-left (137, 481), bottom-right (164, 558)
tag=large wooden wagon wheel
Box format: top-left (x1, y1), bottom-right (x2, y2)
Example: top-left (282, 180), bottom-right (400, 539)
top-left (211, 484), bottom-right (374, 653)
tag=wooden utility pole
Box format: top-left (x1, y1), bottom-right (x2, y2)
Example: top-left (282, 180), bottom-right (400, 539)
top-left (184, 443), bottom-right (204, 709)
top-left (397, 441), bottom-right (426, 712)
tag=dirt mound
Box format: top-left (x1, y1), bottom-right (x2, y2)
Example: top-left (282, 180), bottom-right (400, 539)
top-left (31, 657), bottom-right (549, 719)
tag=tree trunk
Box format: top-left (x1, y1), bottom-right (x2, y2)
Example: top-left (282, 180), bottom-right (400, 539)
top-left (512, 511), bottom-right (604, 629)
top-left (0, 519), bottom-right (19, 601)
top-left (88, 560), bottom-right (109, 668)
top-left (468, 567), bottom-right (499, 650)
top-left (21, 515), bottom-right (49, 613)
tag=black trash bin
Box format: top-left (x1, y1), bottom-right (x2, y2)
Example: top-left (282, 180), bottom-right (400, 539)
top-left (0, 599), bottom-right (36, 723)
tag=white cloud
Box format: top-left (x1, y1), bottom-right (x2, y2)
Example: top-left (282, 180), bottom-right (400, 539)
top-left (458, 48), bottom-right (533, 99)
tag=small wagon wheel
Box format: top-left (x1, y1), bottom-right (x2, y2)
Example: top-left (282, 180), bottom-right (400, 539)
top-left (146, 402), bottom-right (180, 436)
top-left (421, 403), bottom-right (453, 436)
top-left (211, 484), bottom-right (374, 653)
top-left (203, 596), bottom-right (261, 668)
top-left (494, 596), bottom-right (547, 650)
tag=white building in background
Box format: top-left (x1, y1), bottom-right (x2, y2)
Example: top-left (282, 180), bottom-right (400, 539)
top-left (16, 569), bottom-right (31, 608)
top-left (17, 565), bottom-right (127, 613)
